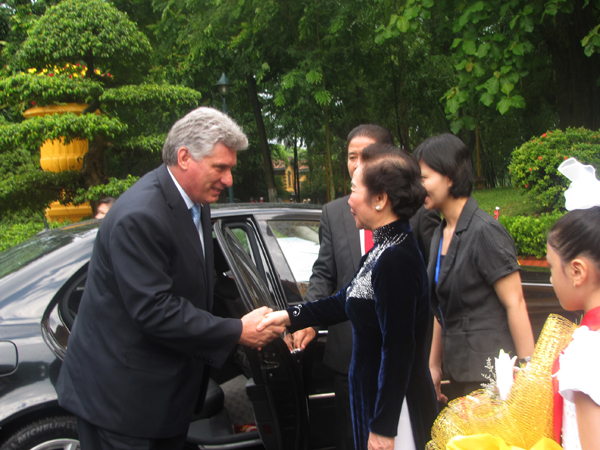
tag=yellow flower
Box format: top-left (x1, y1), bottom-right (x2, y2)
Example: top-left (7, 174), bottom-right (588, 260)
top-left (73, 73), bottom-right (78, 78)
top-left (28, 68), bottom-right (37, 74)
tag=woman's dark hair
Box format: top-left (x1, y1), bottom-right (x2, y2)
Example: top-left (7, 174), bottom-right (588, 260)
top-left (360, 143), bottom-right (426, 220)
top-left (347, 124), bottom-right (395, 146)
top-left (413, 133), bottom-right (474, 198)
top-left (548, 207), bottom-right (600, 270)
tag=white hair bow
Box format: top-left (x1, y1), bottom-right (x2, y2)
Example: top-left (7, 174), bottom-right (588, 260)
top-left (558, 157), bottom-right (600, 211)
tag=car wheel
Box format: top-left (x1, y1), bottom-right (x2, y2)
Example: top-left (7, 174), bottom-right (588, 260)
top-left (0, 416), bottom-right (79, 450)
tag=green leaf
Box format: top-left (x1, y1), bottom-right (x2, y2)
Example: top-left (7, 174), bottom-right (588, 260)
top-left (509, 15), bottom-right (519, 29)
top-left (511, 95), bottom-right (526, 108)
top-left (501, 81), bottom-right (514, 95)
top-left (545, 3), bottom-right (558, 15)
top-left (476, 42), bottom-right (490, 57)
top-left (485, 76), bottom-right (500, 94)
top-left (314, 90), bottom-right (331, 106)
top-left (466, 61), bottom-right (474, 72)
top-left (459, 11), bottom-right (471, 28)
top-left (471, 1), bottom-right (485, 12)
top-left (454, 59), bottom-right (468, 70)
top-left (520, 15), bottom-right (534, 33)
top-left (421, 0), bottom-right (434, 8)
top-left (447, 96), bottom-right (460, 114)
top-left (450, 119), bottom-right (464, 134)
top-left (480, 91), bottom-right (495, 106)
top-left (462, 40), bottom-right (477, 55)
top-left (497, 96), bottom-right (511, 114)
top-left (512, 43), bottom-right (525, 56)
top-left (404, 6), bottom-right (420, 21)
top-left (451, 38), bottom-right (463, 49)
top-left (522, 4), bottom-right (533, 15)
top-left (473, 62), bottom-right (486, 77)
top-left (397, 16), bottom-right (410, 33)
top-left (306, 69), bottom-right (322, 85)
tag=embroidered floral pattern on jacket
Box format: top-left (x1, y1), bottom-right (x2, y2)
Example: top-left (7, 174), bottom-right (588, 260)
top-left (347, 222), bottom-right (407, 300)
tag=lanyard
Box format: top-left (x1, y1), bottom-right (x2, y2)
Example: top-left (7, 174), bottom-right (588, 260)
top-left (435, 237), bottom-right (443, 284)
top-left (435, 237), bottom-right (446, 331)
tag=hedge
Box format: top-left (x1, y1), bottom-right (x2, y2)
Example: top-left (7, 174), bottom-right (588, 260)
top-left (499, 211), bottom-right (564, 259)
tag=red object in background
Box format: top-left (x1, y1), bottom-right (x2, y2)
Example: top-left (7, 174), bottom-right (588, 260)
top-left (364, 230), bottom-right (374, 252)
top-left (494, 206), bottom-right (500, 220)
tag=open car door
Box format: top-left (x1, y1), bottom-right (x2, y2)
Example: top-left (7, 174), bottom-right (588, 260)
top-left (213, 219), bottom-right (309, 450)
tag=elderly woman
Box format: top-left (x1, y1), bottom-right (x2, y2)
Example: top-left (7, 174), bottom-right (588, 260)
top-left (413, 134), bottom-right (535, 403)
top-left (258, 143), bottom-right (438, 450)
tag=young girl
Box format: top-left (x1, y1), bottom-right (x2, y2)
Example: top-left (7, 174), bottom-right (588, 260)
top-left (548, 206), bottom-right (600, 450)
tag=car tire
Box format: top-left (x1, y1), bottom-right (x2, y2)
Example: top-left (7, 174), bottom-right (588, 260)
top-left (0, 416), bottom-right (79, 450)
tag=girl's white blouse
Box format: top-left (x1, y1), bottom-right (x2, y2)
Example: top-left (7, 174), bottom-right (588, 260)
top-left (557, 326), bottom-right (600, 450)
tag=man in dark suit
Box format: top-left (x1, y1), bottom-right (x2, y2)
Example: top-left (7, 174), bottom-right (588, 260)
top-left (56, 107), bottom-right (284, 450)
top-left (290, 124), bottom-right (440, 450)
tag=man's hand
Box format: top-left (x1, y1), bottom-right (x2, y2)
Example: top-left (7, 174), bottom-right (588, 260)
top-left (368, 432), bottom-right (394, 450)
top-left (291, 327), bottom-right (317, 351)
top-left (239, 307), bottom-right (286, 349)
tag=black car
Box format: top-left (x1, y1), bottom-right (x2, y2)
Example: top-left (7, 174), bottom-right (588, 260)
top-left (0, 204), bottom-right (575, 450)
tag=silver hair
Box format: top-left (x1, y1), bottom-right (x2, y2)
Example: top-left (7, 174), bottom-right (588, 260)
top-left (162, 107), bottom-right (248, 165)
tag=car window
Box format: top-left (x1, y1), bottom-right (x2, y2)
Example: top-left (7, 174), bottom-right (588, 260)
top-left (214, 221), bottom-right (279, 311)
top-left (0, 222), bottom-right (98, 280)
top-left (267, 220), bottom-right (320, 298)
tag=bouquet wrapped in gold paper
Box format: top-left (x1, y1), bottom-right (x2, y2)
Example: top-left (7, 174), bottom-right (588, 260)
top-left (426, 314), bottom-right (577, 450)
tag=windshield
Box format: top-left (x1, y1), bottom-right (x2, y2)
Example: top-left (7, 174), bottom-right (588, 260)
top-left (0, 221), bottom-right (99, 280)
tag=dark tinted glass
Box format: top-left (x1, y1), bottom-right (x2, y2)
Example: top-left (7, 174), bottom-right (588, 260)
top-left (0, 221), bottom-right (99, 280)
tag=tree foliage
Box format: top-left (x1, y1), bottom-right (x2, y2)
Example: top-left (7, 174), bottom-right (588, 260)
top-left (0, 0), bottom-right (202, 216)
top-left (17, 0), bottom-right (153, 84)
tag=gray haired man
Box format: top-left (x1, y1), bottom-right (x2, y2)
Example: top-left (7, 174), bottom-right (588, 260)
top-left (56, 107), bottom-right (284, 450)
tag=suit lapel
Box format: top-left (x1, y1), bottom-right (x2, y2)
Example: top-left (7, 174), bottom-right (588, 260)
top-left (436, 196), bottom-right (478, 287)
top-left (157, 165), bottom-right (206, 270)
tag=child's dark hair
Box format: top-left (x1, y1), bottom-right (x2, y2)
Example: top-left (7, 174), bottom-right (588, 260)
top-left (548, 206), bottom-right (600, 270)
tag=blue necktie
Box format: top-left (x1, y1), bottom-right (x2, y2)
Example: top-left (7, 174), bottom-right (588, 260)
top-left (190, 204), bottom-right (201, 230)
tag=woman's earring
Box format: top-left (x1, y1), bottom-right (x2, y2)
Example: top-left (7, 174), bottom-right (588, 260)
top-left (375, 205), bottom-right (381, 211)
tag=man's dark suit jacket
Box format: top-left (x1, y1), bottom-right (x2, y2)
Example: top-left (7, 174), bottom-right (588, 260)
top-left (305, 195), bottom-right (440, 374)
top-left (56, 164), bottom-right (243, 439)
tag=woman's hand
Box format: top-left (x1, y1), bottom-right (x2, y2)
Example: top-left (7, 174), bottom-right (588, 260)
top-left (429, 319), bottom-right (448, 403)
top-left (368, 432), bottom-right (394, 450)
top-left (429, 365), bottom-right (448, 404)
top-left (256, 310), bottom-right (291, 331)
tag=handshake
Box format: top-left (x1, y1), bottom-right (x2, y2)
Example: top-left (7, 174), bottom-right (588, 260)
top-left (237, 307), bottom-right (292, 349)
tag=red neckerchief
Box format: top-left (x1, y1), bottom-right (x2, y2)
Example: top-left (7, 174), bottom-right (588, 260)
top-left (552, 306), bottom-right (600, 442)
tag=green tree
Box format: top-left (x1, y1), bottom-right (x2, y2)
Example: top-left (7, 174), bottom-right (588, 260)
top-left (0, 0), bottom-right (202, 216)
top-left (380, 0), bottom-right (600, 132)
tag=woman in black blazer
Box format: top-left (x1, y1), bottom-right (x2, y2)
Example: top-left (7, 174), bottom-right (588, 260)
top-left (413, 134), bottom-right (535, 403)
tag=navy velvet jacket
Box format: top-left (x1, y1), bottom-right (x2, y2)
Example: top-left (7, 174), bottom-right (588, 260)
top-left (288, 219), bottom-right (438, 450)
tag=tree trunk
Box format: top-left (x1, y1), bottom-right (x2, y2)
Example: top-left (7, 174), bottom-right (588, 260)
top-left (545, 0), bottom-right (600, 130)
top-left (247, 75), bottom-right (278, 202)
top-left (324, 105), bottom-right (335, 202)
top-left (81, 134), bottom-right (107, 188)
top-left (293, 137), bottom-right (300, 199)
